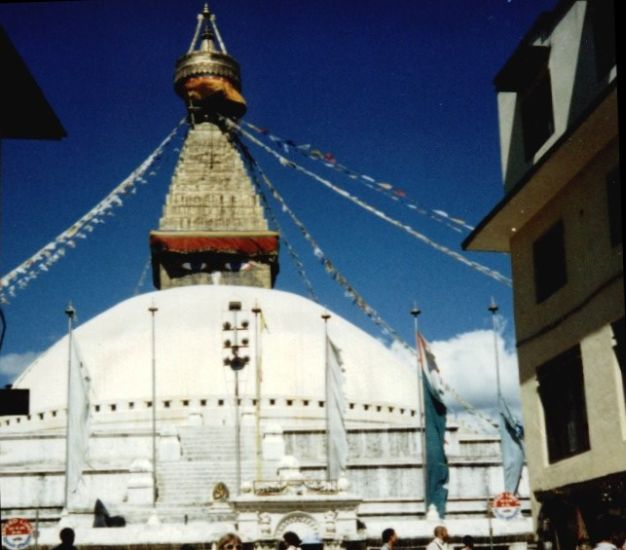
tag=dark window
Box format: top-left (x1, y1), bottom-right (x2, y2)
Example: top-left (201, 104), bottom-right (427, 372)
top-left (537, 346), bottom-right (590, 463)
top-left (534, 220), bottom-right (567, 303)
top-left (521, 68), bottom-right (555, 159)
top-left (606, 167), bottom-right (622, 246)
top-left (611, 317), bottom-right (626, 405)
top-left (590, 0), bottom-right (616, 81)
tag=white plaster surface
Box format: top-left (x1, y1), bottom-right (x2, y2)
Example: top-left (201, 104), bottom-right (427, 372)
top-left (11, 286), bottom-right (418, 422)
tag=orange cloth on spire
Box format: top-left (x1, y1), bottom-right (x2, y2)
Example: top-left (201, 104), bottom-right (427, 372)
top-left (184, 76), bottom-right (247, 117)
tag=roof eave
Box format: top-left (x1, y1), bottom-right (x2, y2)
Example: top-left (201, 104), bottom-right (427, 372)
top-left (464, 83), bottom-right (618, 253)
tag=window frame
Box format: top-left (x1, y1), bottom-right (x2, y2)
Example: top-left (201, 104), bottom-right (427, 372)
top-left (606, 166), bottom-right (622, 247)
top-left (520, 65), bottom-right (555, 160)
top-left (533, 220), bottom-right (567, 303)
top-left (537, 345), bottom-right (590, 463)
top-left (611, 317), bottom-right (626, 409)
top-left (590, 0), bottom-right (616, 82)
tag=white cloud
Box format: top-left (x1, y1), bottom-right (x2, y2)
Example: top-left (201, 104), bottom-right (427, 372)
top-left (431, 330), bottom-right (521, 413)
top-left (390, 329), bottom-right (522, 421)
top-left (0, 351), bottom-right (40, 382)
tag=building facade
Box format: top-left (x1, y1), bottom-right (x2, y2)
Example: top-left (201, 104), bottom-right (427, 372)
top-left (464, 0), bottom-right (623, 547)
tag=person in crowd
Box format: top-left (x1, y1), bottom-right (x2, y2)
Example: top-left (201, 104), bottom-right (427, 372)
top-left (381, 528), bottom-right (398, 550)
top-left (283, 531), bottom-right (303, 550)
top-left (52, 527), bottom-right (78, 550)
top-left (217, 533), bottom-right (243, 550)
top-left (593, 515), bottom-right (626, 550)
top-left (460, 535), bottom-right (474, 549)
top-left (426, 525), bottom-right (450, 550)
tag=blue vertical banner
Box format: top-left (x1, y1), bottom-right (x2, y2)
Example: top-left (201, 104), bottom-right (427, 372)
top-left (499, 397), bottom-right (524, 494)
top-left (417, 333), bottom-right (449, 518)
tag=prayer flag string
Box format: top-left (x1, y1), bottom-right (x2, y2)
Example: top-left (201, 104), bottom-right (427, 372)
top-left (133, 257), bottom-right (153, 296)
top-left (228, 119), bottom-right (512, 287)
top-left (235, 136), bottom-right (403, 343)
top-left (242, 120), bottom-right (474, 234)
top-left (0, 120), bottom-right (185, 304)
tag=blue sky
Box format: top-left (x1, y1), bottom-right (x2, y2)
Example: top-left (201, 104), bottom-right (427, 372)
top-left (0, 0), bottom-right (556, 398)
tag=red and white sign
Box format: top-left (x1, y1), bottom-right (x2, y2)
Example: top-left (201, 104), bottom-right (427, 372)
top-left (491, 492), bottom-right (521, 520)
top-left (1, 518), bottom-right (33, 550)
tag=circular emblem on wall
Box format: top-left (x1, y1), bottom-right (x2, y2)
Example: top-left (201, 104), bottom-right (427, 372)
top-left (1, 518), bottom-right (34, 550)
top-left (491, 492), bottom-right (521, 520)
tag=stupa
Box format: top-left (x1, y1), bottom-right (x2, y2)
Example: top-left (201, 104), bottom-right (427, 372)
top-left (0, 5), bottom-right (532, 549)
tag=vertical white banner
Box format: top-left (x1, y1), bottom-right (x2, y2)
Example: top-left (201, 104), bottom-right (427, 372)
top-left (66, 336), bottom-right (91, 508)
top-left (326, 337), bottom-right (347, 480)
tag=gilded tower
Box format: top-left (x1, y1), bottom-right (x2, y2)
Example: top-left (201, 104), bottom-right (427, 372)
top-left (150, 5), bottom-right (279, 290)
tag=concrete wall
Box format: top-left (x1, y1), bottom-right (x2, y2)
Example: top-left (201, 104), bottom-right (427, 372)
top-left (510, 137), bottom-right (624, 493)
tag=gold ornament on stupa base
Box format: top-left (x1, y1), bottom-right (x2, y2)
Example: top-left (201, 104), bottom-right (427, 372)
top-left (174, 4), bottom-right (247, 121)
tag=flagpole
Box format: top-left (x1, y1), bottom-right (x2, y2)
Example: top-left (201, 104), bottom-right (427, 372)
top-left (148, 302), bottom-right (159, 509)
top-left (252, 304), bottom-right (262, 482)
top-left (63, 302), bottom-right (76, 510)
top-left (410, 304), bottom-right (428, 515)
top-left (488, 298), bottom-right (502, 407)
top-left (322, 311), bottom-right (331, 481)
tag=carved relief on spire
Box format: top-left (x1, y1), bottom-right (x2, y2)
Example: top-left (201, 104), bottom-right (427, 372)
top-left (150, 124), bottom-right (279, 290)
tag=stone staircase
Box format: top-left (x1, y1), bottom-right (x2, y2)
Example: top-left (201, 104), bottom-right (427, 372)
top-left (156, 425), bottom-right (258, 507)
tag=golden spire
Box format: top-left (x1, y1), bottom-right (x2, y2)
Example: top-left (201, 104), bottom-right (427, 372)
top-left (174, 4), bottom-right (247, 121)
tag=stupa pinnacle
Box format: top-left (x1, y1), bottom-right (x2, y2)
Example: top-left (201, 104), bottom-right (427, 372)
top-left (173, 3), bottom-right (247, 122)
top-left (150, 4), bottom-right (279, 290)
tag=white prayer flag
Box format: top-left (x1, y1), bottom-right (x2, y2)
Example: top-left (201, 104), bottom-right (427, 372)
top-left (66, 335), bottom-right (91, 508)
top-left (326, 337), bottom-right (347, 480)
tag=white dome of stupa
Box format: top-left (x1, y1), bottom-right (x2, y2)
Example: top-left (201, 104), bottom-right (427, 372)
top-left (12, 285), bottom-right (419, 430)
